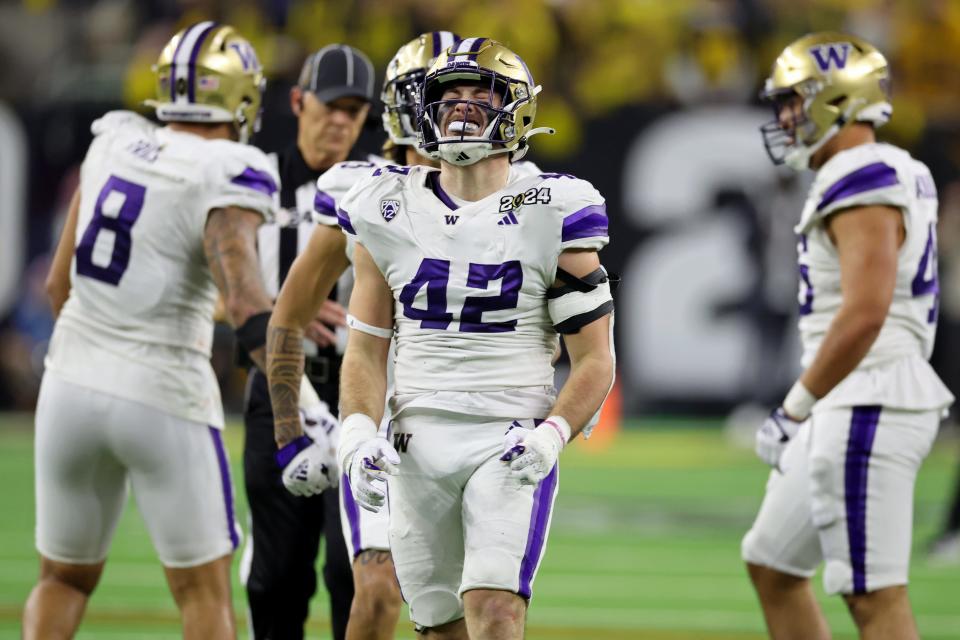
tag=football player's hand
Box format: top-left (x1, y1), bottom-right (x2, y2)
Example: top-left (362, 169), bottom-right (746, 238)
top-left (300, 401), bottom-right (340, 450)
top-left (305, 300), bottom-right (347, 348)
top-left (276, 435), bottom-right (337, 497)
top-left (500, 421), bottom-right (567, 486)
top-left (755, 408), bottom-right (803, 470)
top-left (347, 437), bottom-right (400, 513)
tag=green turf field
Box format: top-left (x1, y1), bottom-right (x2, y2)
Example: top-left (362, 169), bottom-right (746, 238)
top-left (1, 413), bottom-right (958, 639)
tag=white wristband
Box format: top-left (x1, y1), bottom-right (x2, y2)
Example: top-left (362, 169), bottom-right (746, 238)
top-left (782, 380), bottom-right (817, 421)
top-left (542, 415), bottom-right (572, 448)
top-left (338, 413), bottom-right (378, 473)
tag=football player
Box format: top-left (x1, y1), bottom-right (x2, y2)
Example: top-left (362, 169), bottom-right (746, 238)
top-left (742, 33), bottom-right (954, 640)
top-left (267, 32), bottom-right (460, 639)
top-left (24, 23), bottom-right (277, 639)
top-left (323, 38), bottom-right (614, 638)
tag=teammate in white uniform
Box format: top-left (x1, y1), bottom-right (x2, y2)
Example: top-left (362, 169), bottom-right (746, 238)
top-left (270, 32), bottom-right (463, 639)
top-left (742, 32), bottom-right (953, 640)
top-left (24, 24), bottom-right (278, 639)
top-left (329, 39), bottom-right (615, 639)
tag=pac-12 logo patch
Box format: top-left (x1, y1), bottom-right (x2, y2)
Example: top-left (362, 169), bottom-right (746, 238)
top-left (380, 199), bottom-right (400, 221)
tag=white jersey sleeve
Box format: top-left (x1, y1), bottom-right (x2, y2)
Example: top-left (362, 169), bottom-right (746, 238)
top-left (200, 140), bottom-right (279, 223)
top-left (796, 143), bottom-right (952, 412)
top-left (314, 156), bottom-right (390, 226)
top-left (796, 144), bottom-right (911, 233)
top-left (547, 174), bottom-right (610, 252)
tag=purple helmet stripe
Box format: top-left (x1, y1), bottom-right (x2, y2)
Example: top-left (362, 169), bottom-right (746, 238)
top-left (341, 474), bottom-right (363, 557)
top-left (467, 37), bottom-right (487, 60)
top-left (427, 171), bottom-right (459, 211)
top-left (208, 426), bottom-right (240, 551)
top-left (844, 405), bottom-right (882, 594)
top-left (518, 464), bottom-right (559, 598)
top-left (817, 162), bottom-right (898, 212)
top-left (431, 32), bottom-right (442, 58)
top-left (186, 22), bottom-right (218, 103)
top-left (562, 204), bottom-right (608, 242)
top-left (169, 24), bottom-right (197, 102)
top-left (517, 54), bottom-right (534, 85)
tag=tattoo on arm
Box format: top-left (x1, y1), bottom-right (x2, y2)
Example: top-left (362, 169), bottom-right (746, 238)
top-left (203, 208), bottom-right (272, 326)
top-left (267, 325), bottom-right (306, 447)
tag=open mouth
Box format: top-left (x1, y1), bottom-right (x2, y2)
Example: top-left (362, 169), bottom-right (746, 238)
top-left (446, 119), bottom-right (482, 136)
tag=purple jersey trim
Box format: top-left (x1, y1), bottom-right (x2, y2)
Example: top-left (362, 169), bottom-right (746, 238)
top-left (230, 167), bottom-right (278, 196)
top-left (314, 190), bottom-right (337, 217)
top-left (817, 162), bottom-right (899, 212)
top-left (844, 405), bottom-right (882, 594)
top-left (427, 171), bottom-right (459, 211)
top-left (208, 426), bottom-right (240, 550)
top-left (341, 474), bottom-right (363, 557)
top-left (562, 204), bottom-right (608, 242)
top-left (337, 207), bottom-right (357, 235)
top-left (518, 464), bottom-right (559, 598)
top-left (186, 22), bottom-right (218, 103)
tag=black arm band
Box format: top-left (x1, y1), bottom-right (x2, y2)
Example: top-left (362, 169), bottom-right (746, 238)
top-left (554, 300), bottom-right (615, 334)
top-left (236, 311), bottom-right (271, 353)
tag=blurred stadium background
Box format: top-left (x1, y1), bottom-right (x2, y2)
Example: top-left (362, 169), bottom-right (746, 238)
top-left (1, 0), bottom-right (959, 638)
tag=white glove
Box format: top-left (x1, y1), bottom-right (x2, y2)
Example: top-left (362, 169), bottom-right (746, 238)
top-left (755, 408), bottom-right (804, 470)
top-left (347, 436), bottom-right (400, 513)
top-left (300, 401), bottom-right (340, 451)
top-left (500, 417), bottom-right (570, 485)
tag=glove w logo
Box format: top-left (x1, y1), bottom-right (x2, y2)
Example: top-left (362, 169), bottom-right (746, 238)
top-left (293, 460), bottom-right (309, 482)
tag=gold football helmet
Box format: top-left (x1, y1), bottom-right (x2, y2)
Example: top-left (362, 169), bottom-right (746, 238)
top-left (147, 22), bottom-right (265, 143)
top-left (382, 31), bottom-right (461, 151)
top-left (419, 38), bottom-right (554, 166)
top-left (760, 32), bottom-right (892, 170)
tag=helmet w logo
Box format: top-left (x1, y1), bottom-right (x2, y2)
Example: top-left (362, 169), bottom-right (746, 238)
top-left (809, 43), bottom-right (851, 72)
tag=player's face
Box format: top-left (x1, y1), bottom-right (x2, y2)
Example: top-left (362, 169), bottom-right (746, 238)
top-left (437, 83), bottom-right (503, 138)
top-left (773, 93), bottom-right (805, 141)
top-left (298, 92), bottom-right (370, 165)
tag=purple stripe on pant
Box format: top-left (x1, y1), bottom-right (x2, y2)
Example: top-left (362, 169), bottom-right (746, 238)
top-left (844, 405), bottom-right (882, 594)
top-left (518, 464), bottom-right (559, 598)
top-left (208, 426), bottom-right (240, 550)
top-left (341, 473), bottom-right (363, 557)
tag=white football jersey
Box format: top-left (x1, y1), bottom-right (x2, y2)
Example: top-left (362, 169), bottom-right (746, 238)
top-left (795, 142), bottom-right (952, 411)
top-left (46, 110), bottom-right (279, 427)
top-left (339, 164), bottom-right (607, 419)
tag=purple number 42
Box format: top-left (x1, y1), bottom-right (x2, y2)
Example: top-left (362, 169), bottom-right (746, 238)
top-left (400, 258), bottom-right (523, 332)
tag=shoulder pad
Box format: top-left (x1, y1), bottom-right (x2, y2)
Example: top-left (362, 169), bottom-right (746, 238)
top-left (798, 144), bottom-right (910, 232)
top-left (545, 175), bottom-right (609, 251)
top-left (91, 110), bottom-right (156, 138)
top-left (202, 142), bottom-right (279, 223)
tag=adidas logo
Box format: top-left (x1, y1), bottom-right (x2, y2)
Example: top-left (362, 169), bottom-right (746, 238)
top-left (455, 152), bottom-right (470, 162)
top-left (497, 211), bottom-right (519, 226)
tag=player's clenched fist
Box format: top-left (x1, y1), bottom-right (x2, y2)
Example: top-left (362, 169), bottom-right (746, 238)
top-left (500, 417), bottom-right (571, 485)
top-left (754, 408), bottom-right (804, 470)
top-left (338, 414), bottom-right (400, 512)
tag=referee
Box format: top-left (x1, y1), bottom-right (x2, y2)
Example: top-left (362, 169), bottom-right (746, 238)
top-left (241, 44), bottom-right (376, 640)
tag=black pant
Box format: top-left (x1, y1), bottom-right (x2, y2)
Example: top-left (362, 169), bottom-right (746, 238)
top-left (243, 370), bottom-right (353, 640)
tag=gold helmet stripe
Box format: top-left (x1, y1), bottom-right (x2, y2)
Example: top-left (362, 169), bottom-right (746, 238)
top-left (171, 21), bottom-right (217, 104)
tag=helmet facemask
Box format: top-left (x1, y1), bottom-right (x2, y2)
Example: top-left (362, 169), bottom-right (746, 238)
top-left (381, 69), bottom-right (427, 148)
top-left (420, 71), bottom-right (528, 166)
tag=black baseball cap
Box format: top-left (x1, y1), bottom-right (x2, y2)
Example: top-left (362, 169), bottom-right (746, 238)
top-left (298, 44), bottom-right (375, 103)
